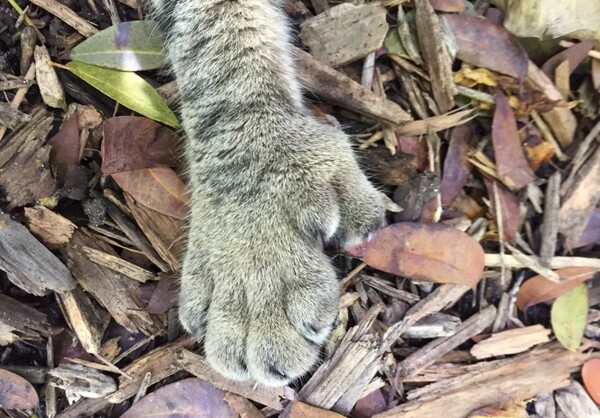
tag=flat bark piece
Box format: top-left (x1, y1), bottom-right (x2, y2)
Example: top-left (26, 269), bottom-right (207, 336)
top-left (24, 206), bottom-right (77, 248)
top-left (374, 346), bottom-right (585, 418)
top-left (299, 326), bottom-right (381, 411)
top-left (82, 246), bottom-right (158, 282)
top-left (559, 145), bottom-right (600, 249)
top-left (414, 0), bottom-right (457, 113)
top-left (0, 100), bottom-right (30, 129)
top-left (125, 193), bottom-right (185, 271)
top-left (0, 106), bottom-right (57, 210)
top-left (293, 48), bottom-right (412, 125)
top-left (56, 286), bottom-right (111, 354)
top-left (49, 364), bottom-right (117, 398)
top-left (470, 325), bottom-right (551, 359)
top-left (555, 381), bottom-right (600, 418)
top-left (0, 214), bottom-right (75, 295)
top-left (178, 349), bottom-right (287, 410)
top-left (61, 229), bottom-right (161, 335)
top-left (300, 3), bottom-right (388, 67)
top-left (0, 293), bottom-right (50, 345)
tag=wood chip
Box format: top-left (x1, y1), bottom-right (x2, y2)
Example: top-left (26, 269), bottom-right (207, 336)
top-left (300, 3), bottom-right (388, 67)
top-left (24, 206), bottom-right (76, 248)
top-left (0, 101), bottom-right (30, 130)
top-left (82, 246), bottom-right (158, 282)
top-left (470, 325), bottom-right (551, 359)
top-left (0, 213), bottom-right (75, 295)
top-left (61, 230), bottom-right (161, 334)
top-left (294, 48), bottom-right (412, 125)
top-left (555, 380), bottom-right (600, 418)
top-left (414, 0), bottom-right (457, 113)
top-left (285, 401), bottom-right (345, 418)
top-left (397, 305), bottom-right (496, 377)
top-left (0, 107), bottom-right (57, 210)
top-left (559, 144), bottom-right (600, 249)
top-left (49, 364), bottom-right (117, 399)
top-left (0, 294), bottom-right (50, 345)
top-left (56, 286), bottom-right (111, 354)
top-left (540, 172), bottom-right (561, 265)
top-left (224, 393), bottom-right (267, 418)
top-left (29, 0), bottom-right (99, 37)
top-left (375, 345), bottom-right (585, 418)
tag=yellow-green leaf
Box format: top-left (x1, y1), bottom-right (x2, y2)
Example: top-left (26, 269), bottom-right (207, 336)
top-left (551, 283), bottom-right (588, 352)
top-left (69, 21), bottom-right (166, 71)
top-left (65, 61), bottom-right (179, 127)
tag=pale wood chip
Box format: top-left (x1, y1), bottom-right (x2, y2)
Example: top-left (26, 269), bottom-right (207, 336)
top-left (25, 206), bottom-right (77, 247)
top-left (395, 108), bottom-right (476, 136)
top-left (470, 325), bottom-right (551, 359)
top-left (49, 364), bottom-right (117, 399)
top-left (555, 381), bottom-right (600, 418)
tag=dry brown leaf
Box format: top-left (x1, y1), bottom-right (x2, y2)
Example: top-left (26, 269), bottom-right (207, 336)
top-left (541, 40), bottom-right (594, 79)
top-left (445, 14), bottom-right (528, 81)
top-left (428, 0), bottom-right (466, 12)
top-left (0, 368), bottom-right (39, 409)
top-left (120, 378), bottom-right (238, 418)
top-left (441, 125), bottom-right (474, 206)
top-left (34, 45), bottom-right (66, 109)
top-left (112, 167), bottom-right (190, 220)
top-left (516, 267), bottom-right (599, 310)
top-left (483, 178), bottom-right (521, 243)
top-left (102, 116), bottom-right (180, 175)
top-left (492, 92), bottom-right (537, 190)
top-left (395, 108), bottom-right (476, 136)
top-left (348, 223), bottom-right (485, 287)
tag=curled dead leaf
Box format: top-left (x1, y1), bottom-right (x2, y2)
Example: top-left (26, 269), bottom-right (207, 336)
top-left (348, 223), bottom-right (485, 287)
top-left (516, 267), bottom-right (599, 311)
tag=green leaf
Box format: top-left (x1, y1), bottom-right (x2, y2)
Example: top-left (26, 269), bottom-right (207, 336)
top-left (69, 21), bottom-right (166, 71)
top-left (551, 283), bottom-right (588, 352)
top-left (65, 61), bottom-right (179, 127)
top-left (384, 30), bottom-right (407, 57)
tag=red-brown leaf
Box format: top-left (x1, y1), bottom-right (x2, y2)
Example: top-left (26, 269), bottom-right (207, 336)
top-left (542, 40), bottom-right (594, 79)
top-left (483, 178), bottom-right (521, 243)
top-left (492, 92), bottom-right (537, 190)
top-left (441, 125), bottom-right (473, 206)
top-left (0, 368), bottom-right (39, 410)
top-left (102, 116), bottom-right (180, 176)
top-left (120, 378), bottom-right (238, 418)
top-left (582, 359), bottom-right (600, 404)
top-left (348, 223), bottom-right (485, 287)
top-left (516, 267), bottom-right (599, 311)
top-left (445, 14), bottom-right (528, 81)
top-left (147, 273), bottom-right (178, 314)
top-left (397, 134), bottom-right (428, 171)
top-left (112, 167), bottom-right (189, 219)
top-left (49, 112), bottom-right (81, 166)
